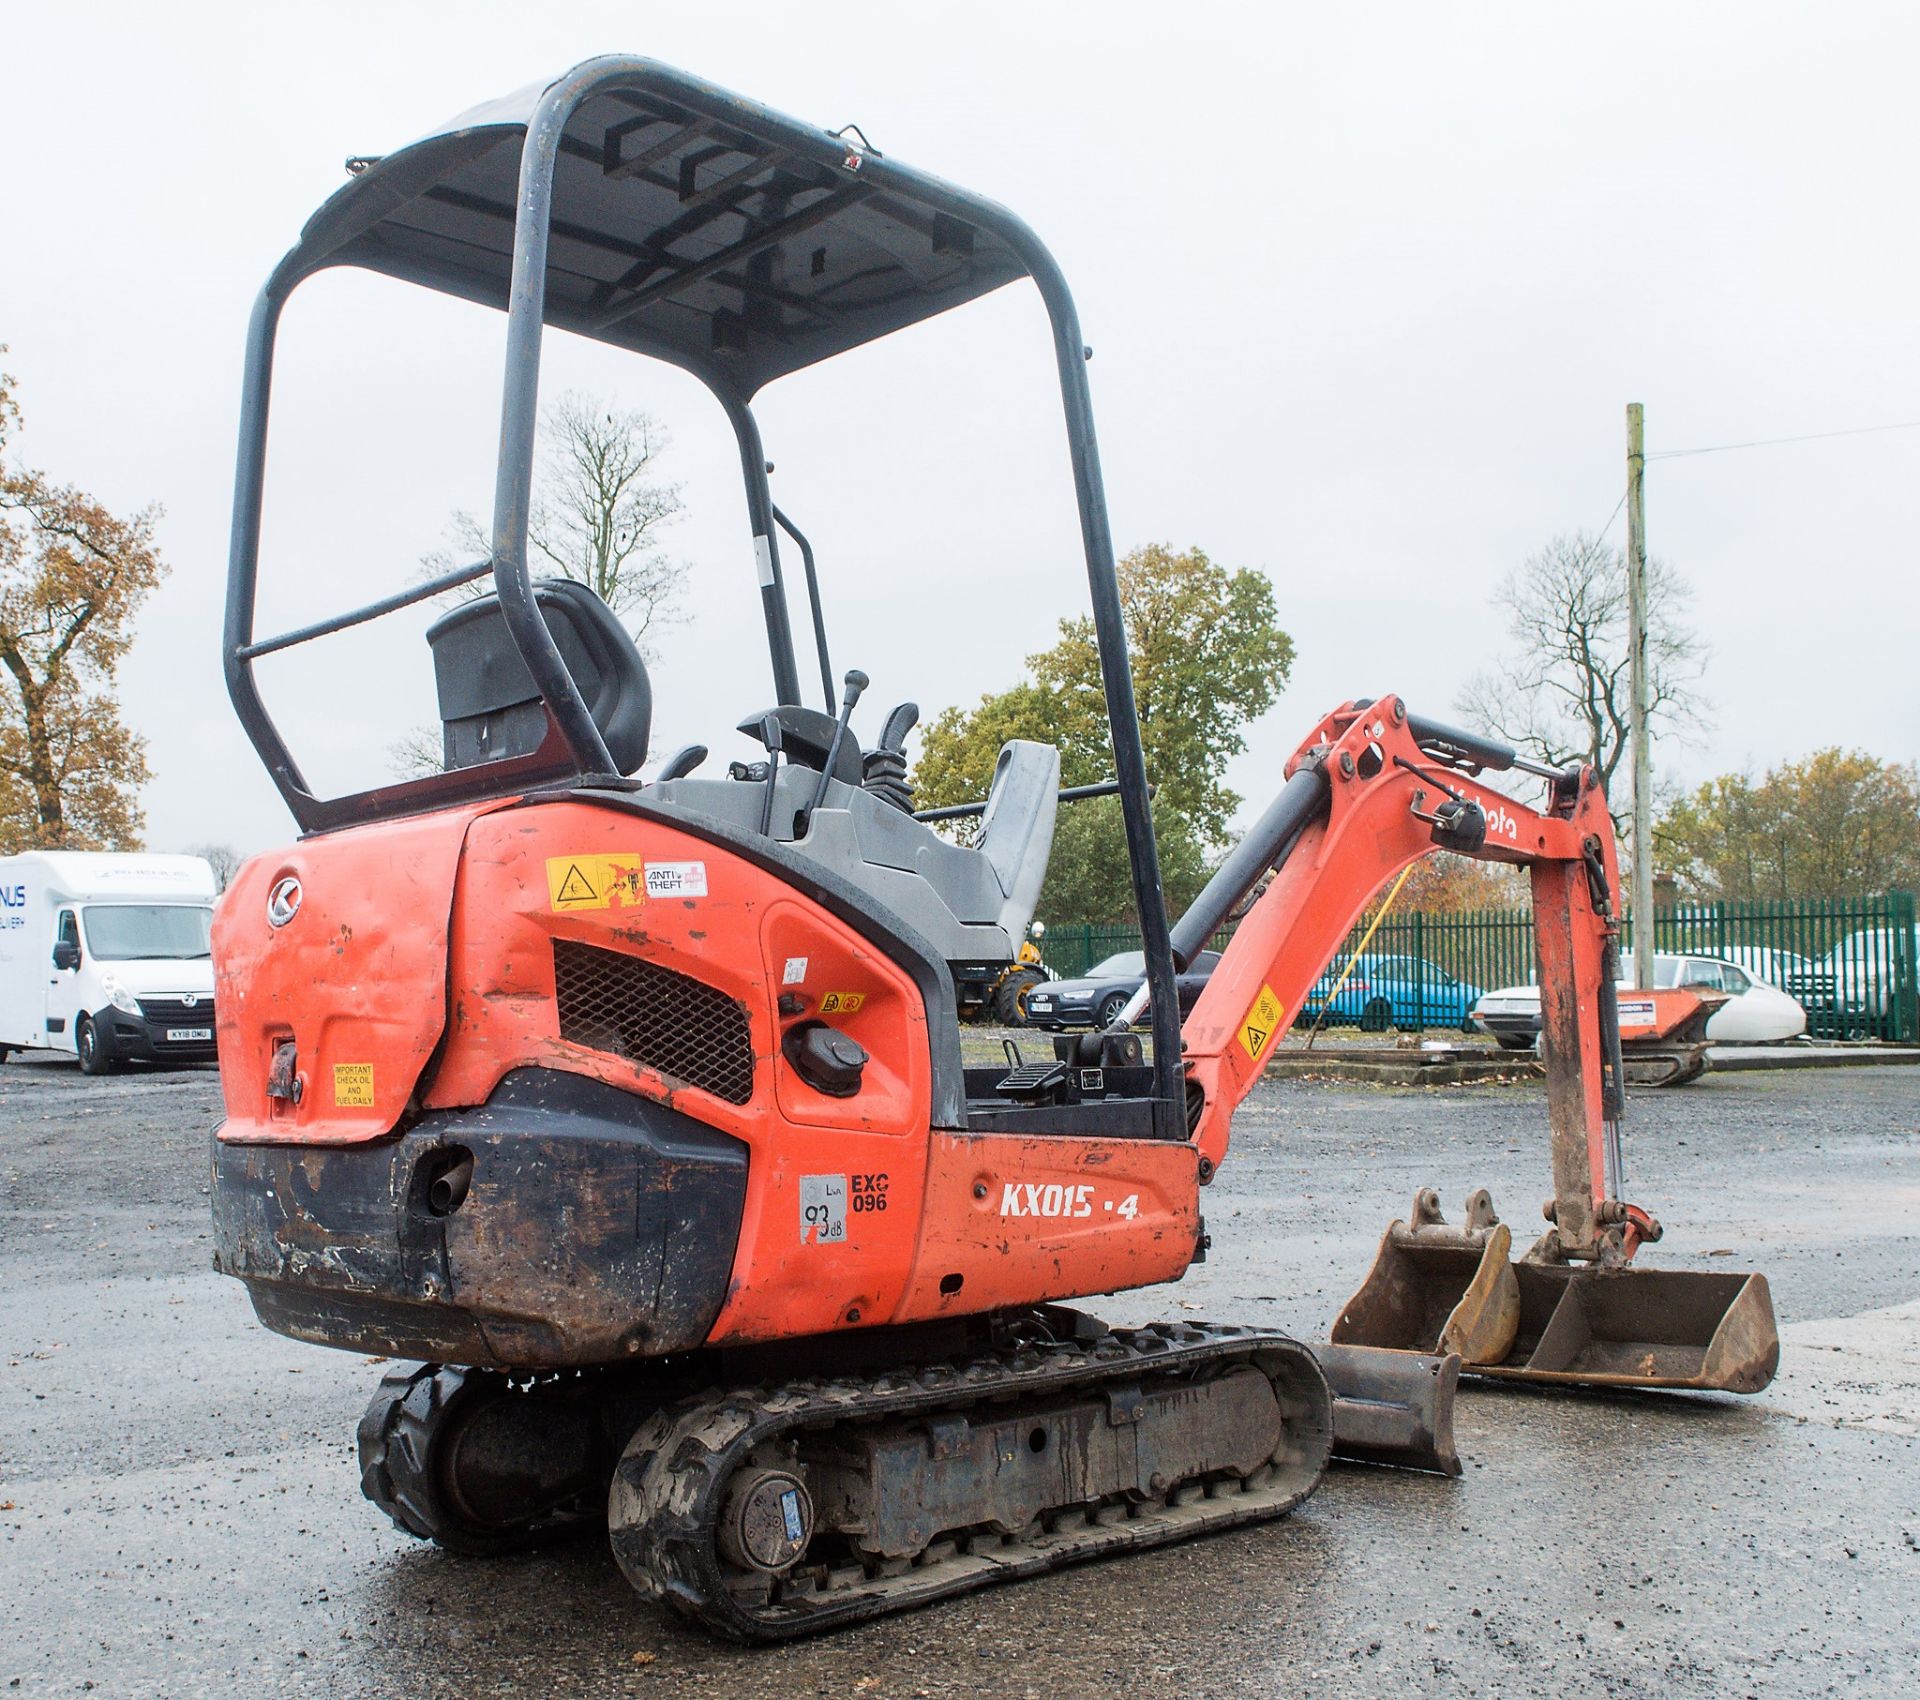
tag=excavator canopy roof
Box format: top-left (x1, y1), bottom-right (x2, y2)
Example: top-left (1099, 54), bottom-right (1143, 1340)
top-left (283, 62), bottom-right (1032, 395)
top-left (228, 55), bottom-right (1188, 1114)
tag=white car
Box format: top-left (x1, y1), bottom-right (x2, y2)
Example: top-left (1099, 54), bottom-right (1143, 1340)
top-left (1471, 952), bottom-right (1807, 1049)
top-left (1794, 926), bottom-right (1920, 1026)
top-left (1718, 946), bottom-right (1814, 992)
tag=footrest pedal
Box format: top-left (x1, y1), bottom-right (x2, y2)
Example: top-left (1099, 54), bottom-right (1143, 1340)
top-left (993, 1061), bottom-right (1071, 1100)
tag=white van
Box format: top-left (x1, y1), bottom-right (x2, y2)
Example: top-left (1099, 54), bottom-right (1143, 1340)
top-left (0, 852), bottom-right (218, 1073)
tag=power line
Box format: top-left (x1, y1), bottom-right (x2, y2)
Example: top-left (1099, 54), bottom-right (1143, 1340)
top-left (1649, 418), bottom-right (1920, 460)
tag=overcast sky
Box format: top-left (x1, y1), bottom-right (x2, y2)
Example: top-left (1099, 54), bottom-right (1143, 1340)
top-left (3, 2), bottom-right (1915, 857)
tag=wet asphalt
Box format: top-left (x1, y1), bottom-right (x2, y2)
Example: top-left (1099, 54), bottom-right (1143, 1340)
top-left (1, 1055), bottom-right (1915, 1699)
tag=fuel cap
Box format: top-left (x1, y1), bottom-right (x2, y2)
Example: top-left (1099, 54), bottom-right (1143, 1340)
top-left (782, 1020), bottom-right (867, 1097)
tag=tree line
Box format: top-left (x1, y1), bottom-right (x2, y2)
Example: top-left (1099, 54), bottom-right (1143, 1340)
top-left (2, 340), bottom-right (1913, 914)
top-left (912, 528), bottom-right (1915, 922)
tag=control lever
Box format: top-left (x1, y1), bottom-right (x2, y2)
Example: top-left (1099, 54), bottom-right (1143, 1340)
top-left (756, 712), bottom-right (785, 837)
top-left (862, 702), bottom-right (920, 814)
top-left (877, 701), bottom-right (919, 755)
top-left (657, 743), bottom-right (708, 781)
top-left (804, 669), bottom-right (869, 826)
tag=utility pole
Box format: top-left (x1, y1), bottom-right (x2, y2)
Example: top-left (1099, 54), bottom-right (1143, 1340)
top-left (1625, 403), bottom-right (1654, 989)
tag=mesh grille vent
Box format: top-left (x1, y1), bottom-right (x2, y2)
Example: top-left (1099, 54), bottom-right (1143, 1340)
top-left (552, 940), bottom-right (755, 1105)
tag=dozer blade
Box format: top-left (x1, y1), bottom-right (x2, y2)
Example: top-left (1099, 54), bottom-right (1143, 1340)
top-left (1309, 1343), bottom-right (1462, 1476)
top-left (1329, 1188), bottom-right (1521, 1366)
top-left (1465, 1262), bottom-right (1779, 1393)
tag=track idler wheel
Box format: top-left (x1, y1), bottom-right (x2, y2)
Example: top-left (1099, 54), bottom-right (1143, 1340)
top-left (357, 1363), bottom-right (606, 1555)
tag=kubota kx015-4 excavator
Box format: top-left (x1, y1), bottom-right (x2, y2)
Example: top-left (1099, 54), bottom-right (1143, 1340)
top-left (211, 57), bottom-right (1778, 1641)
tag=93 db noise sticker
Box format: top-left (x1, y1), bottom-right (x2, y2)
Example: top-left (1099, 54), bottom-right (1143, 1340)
top-left (800, 1174), bottom-right (847, 1245)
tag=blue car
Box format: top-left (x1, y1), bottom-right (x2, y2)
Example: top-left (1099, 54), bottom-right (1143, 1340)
top-left (1300, 953), bottom-right (1483, 1032)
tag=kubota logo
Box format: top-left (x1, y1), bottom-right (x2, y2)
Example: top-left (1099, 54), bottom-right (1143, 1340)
top-left (267, 876), bottom-right (303, 927)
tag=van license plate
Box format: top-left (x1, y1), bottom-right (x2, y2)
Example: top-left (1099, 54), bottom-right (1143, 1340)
top-left (167, 1027), bottom-right (213, 1042)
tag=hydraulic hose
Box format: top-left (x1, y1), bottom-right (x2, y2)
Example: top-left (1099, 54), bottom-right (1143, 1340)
top-left (1169, 765), bottom-right (1331, 969)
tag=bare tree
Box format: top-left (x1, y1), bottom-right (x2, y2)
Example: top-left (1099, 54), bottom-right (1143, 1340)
top-left (424, 390), bottom-right (687, 657)
top-left (187, 842), bottom-right (243, 892)
top-left (1457, 530), bottom-right (1708, 831)
top-left (399, 392), bottom-right (686, 778)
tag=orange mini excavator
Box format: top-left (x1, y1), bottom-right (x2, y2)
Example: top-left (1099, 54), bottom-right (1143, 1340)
top-left (212, 57), bottom-right (1778, 1640)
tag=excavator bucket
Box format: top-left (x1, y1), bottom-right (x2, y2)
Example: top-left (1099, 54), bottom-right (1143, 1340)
top-left (1331, 1189), bottom-right (1521, 1364)
top-left (1470, 1262), bottom-right (1779, 1393)
top-left (1333, 1193), bottom-right (1780, 1394)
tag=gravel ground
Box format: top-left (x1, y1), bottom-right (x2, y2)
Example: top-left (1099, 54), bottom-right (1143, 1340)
top-left (1, 1054), bottom-right (1915, 1699)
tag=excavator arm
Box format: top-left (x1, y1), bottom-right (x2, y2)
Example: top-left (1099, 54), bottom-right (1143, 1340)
top-left (1181, 695), bottom-right (1636, 1261)
top-left (1171, 695), bottom-right (1778, 1392)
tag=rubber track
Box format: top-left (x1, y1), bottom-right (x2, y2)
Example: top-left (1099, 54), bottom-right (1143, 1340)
top-left (358, 1363), bottom-right (457, 1544)
top-left (357, 1363), bottom-right (593, 1556)
top-left (608, 1321), bottom-right (1332, 1642)
top-left (1623, 1046), bottom-right (1709, 1087)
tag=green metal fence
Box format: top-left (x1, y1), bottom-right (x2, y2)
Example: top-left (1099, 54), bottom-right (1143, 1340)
top-left (1039, 891), bottom-right (1919, 1042)
top-left (1630, 892), bottom-right (1918, 1042)
top-left (1042, 924), bottom-right (1160, 981)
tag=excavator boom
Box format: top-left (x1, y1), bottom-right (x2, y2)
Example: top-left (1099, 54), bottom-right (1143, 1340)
top-left (1175, 696), bottom-right (1778, 1393)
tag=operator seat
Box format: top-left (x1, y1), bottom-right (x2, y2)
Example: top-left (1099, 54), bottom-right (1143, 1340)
top-left (426, 579), bottom-right (651, 775)
top-left (648, 736), bottom-right (1059, 966)
top-left (970, 739), bottom-right (1059, 941)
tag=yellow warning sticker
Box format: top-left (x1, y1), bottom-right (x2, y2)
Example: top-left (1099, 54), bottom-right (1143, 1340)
top-left (819, 991), bottom-right (867, 1015)
top-left (333, 1062), bottom-right (375, 1107)
top-left (1238, 983), bottom-right (1285, 1061)
top-left (545, 854), bottom-right (645, 912)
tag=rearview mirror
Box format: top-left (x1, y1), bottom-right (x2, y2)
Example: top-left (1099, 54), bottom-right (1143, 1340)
top-left (52, 940), bottom-right (80, 971)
